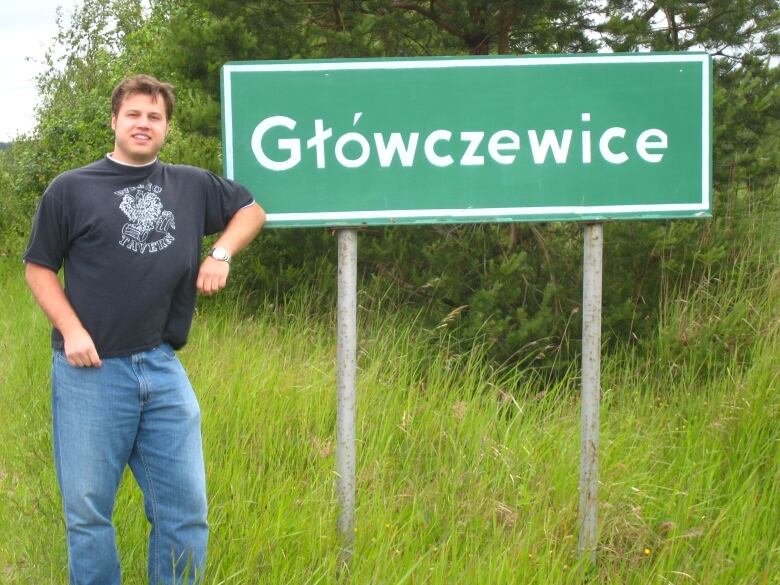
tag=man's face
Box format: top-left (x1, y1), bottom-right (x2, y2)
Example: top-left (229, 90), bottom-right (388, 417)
top-left (110, 92), bottom-right (169, 165)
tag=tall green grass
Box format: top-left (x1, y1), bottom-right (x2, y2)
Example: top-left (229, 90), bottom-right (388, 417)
top-left (1, 242), bottom-right (778, 583)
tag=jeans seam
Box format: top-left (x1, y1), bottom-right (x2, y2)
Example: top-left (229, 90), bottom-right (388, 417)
top-left (137, 357), bottom-right (153, 407)
top-left (52, 362), bottom-right (75, 577)
top-left (136, 440), bottom-right (161, 584)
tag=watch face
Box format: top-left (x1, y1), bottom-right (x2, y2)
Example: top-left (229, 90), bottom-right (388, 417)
top-left (211, 247), bottom-right (229, 261)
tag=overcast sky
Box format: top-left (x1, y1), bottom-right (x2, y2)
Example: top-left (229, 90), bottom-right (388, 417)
top-left (1, 0), bottom-right (82, 142)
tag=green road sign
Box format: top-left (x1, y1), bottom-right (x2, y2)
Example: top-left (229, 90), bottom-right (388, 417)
top-left (221, 53), bottom-right (711, 228)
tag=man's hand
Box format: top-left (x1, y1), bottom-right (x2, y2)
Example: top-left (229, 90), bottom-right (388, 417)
top-left (63, 327), bottom-right (102, 368)
top-left (196, 202), bottom-right (264, 296)
top-left (196, 256), bottom-right (230, 295)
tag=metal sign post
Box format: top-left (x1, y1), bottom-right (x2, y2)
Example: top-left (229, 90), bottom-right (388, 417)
top-left (336, 229), bottom-right (358, 566)
top-left (579, 223), bottom-right (603, 562)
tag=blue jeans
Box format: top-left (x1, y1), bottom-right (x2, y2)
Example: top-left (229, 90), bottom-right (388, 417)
top-left (51, 343), bottom-right (208, 585)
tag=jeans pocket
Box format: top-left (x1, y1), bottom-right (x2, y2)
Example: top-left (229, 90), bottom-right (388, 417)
top-left (153, 343), bottom-right (177, 361)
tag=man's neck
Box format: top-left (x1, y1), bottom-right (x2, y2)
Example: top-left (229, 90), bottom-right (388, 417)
top-left (107, 153), bottom-right (158, 167)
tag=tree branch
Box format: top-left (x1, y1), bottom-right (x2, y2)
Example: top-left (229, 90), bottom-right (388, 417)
top-left (391, 1), bottom-right (463, 39)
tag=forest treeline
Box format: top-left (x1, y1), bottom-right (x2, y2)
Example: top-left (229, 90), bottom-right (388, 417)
top-left (1, 0), bottom-right (778, 376)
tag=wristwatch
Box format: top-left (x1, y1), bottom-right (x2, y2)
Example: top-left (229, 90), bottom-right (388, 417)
top-left (207, 246), bottom-right (231, 263)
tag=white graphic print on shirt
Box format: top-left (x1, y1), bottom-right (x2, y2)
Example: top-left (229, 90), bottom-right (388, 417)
top-left (115, 182), bottom-right (176, 254)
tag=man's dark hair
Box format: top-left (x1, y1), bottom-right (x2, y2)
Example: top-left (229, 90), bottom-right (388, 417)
top-left (111, 74), bottom-right (175, 121)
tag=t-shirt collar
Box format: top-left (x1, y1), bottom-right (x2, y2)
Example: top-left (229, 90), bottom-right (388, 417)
top-left (106, 153), bottom-right (158, 168)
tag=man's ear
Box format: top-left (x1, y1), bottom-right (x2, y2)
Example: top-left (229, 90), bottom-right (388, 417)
top-left (111, 115), bottom-right (117, 131)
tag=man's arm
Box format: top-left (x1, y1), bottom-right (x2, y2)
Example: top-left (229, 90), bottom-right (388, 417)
top-left (196, 202), bottom-right (266, 296)
top-left (24, 262), bottom-right (102, 367)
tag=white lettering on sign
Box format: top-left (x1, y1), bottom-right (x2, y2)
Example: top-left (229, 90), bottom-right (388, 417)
top-left (636, 129), bottom-right (668, 163)
top-left (528, 129), bottom-right (573, 164)
top-left (250, 113), bottom-right (668, 171)
top-left (335, 132), bottom-right (371, 168)
top-left (599, 127), bottom-right (629, 164)
top-left (306, 119), bottom-right (332, 168)
top-left (460, 132), bottom-right (485, 166)
top-left (581, 113), bottom-right (592, 164)
top-left (374, 132), bottom-right (420, 167)
top-left (251, 116), bottom-right (301, 171)
top-left (488, 130), bottom-right (520, 164)
top-left (423, 130), bottom-right (454, 167)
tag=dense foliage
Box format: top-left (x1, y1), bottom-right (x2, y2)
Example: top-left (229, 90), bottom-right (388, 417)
top-left (1, 0), bottom-right (778, 375)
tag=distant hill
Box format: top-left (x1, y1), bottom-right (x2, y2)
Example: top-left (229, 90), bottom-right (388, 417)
top-left (0, 142), bottom-right (11, 151)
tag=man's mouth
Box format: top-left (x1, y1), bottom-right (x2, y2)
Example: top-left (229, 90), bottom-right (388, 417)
top-left (132, 133), bottom-right (151, 141)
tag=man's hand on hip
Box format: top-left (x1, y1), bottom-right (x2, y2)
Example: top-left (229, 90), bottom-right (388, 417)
top-left (196, 256), bottom-right (230, 296)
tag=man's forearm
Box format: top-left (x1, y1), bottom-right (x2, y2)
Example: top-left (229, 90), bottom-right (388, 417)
top-left (212, 202), bottom-right (266, 256)
top-left (24, 262), bottom-right (102, 367)
top-left (25, 262), bottom-right (84, 336)
top-left (196, 202), bottom-right (266, 296)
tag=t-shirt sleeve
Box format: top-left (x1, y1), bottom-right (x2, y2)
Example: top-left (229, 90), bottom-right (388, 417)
top-left (202, 171), bottom-right (255, 235)
top-left (23, 182), bottom-right (69, 271)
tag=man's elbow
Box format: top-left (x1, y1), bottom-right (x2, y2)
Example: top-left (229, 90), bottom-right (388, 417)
top-left (246, 202), bottom-right (266, 231)
top-left (254, 202), bottom-right (267, 225)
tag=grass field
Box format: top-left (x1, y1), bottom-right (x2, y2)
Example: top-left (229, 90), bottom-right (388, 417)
top-left (0, 252), bottom-right (778, 584)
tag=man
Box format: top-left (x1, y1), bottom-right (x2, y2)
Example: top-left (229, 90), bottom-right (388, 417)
top-left (23, 74), bottom-right (265, 584)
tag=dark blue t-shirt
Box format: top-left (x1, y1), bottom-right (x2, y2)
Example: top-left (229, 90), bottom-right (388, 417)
top-left (24, 155), bottom-right (254, 356)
